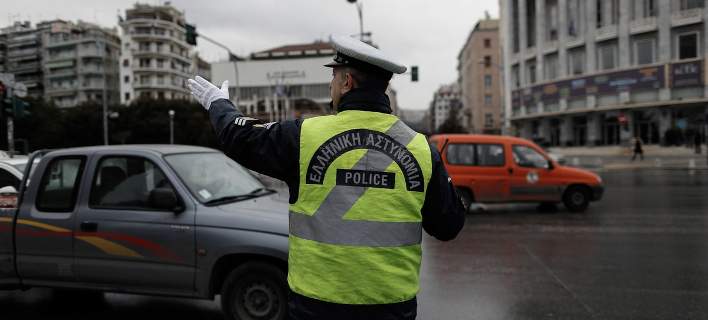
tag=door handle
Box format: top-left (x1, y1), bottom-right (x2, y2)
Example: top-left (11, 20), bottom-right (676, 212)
top-left (508, 167), bottom-right (514, 174)
top-left (80, 221), bottom-right (98, 232)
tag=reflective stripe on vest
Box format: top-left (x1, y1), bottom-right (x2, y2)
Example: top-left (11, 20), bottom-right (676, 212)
top-left (289, 120), bottom-right (422, 247)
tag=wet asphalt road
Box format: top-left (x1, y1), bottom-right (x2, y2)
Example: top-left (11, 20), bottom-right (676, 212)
top-left (2, 168), bottom-right (708, 320)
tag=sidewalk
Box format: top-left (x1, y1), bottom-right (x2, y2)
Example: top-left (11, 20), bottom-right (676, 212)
top-left (548, 146), bottom-right (708, 170)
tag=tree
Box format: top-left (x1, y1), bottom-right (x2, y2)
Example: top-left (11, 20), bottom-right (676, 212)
top-left (436, 106), bottom-right (467, 134)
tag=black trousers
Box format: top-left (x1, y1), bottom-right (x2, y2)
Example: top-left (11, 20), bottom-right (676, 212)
top-left (288, 290), bottom-right (417, 320)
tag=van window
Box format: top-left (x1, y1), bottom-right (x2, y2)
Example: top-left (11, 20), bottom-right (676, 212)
top-left (90, 156), bottom-right (176, 211)
top-left (36, 157), bottom-right (86, 212)
top-left (446, 144), bottom-right (476, 165)
top-left (447, 143), bottom-right (505, 167)
top-left (476, 144), bottom-right (506, 167)
top-left (512, 145), bottom-right (550, 169)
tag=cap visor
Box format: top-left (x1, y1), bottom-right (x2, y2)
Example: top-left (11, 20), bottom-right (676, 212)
top-left (324, 62), bottom-right (347, 68)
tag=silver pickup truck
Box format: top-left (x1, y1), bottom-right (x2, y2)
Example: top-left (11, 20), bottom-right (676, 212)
top-left (0, 145), bottom-right (289, 320)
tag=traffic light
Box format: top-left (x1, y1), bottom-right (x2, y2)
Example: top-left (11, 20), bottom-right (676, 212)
top-left (185, 24), bottom-right (198, 45)
top-left (13, 98), bottom-right (30, 119)
top-left (411, 66), bottom-right (419, 82)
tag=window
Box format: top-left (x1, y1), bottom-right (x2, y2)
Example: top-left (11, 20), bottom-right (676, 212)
top-left (512, 145), bottom-right (550, 169)
top-left (484, 75), bottom-right (493, 88)
top-left (544, 54), bottom-right (559, 80)
top-left (598, 42), bottom-right (618, 70)
top-left (140, 75), bottom-right (150, 84)
top-left (446, 144), bottom-right (505, 167)
top-left (680, 0), bottom-right (704, 10)
top-left (484, 95), bottom-right (493, 106)
top-left (567, 0), bottom-right (583, 37)
top-left (123, 59), bottom-right (129, 67)
top-left (125, 93), bottom-right (130, 101)
top-left (157, 59), bottom-right (164, 68)
top-left (123, 76), bottom-right (130, 83)
top-left (157, 75), bottom-right (165, 85)
top-left (678, 32), bottom-right (699, 60)
top-left (36, 157), bottom-right (85, 212)
top-left (511, 65), bottom-right (520, 88)
top-left (485, 114), bottom-right (494, 128)
top-left (139, 42), bottom-right (150, 51)
top-left (545, 0), bottom-right (559, 41)
top-left (635, 38), bottom-right (655, 65)
top-left (635, 0), bottom-right (656, 18)
top-left (139, 58), bottom-right (150, 68)
top-left (484, 38), bottom-right (491, 48)
top-left (527, 60), bottom-right (537, 84)
top-left (526, 0), bottom-right (536, 47)
top-left (484, 56), bottom-right (492, 68)
top-left (597, 0), bottom-right (604, 27)
top-left (89, 156), bottom-right (177, 211)
top-left (568, 48), bottom-right (585, 75)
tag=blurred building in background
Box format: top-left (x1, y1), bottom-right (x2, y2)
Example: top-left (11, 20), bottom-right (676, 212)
top-left (501, 0), bottom-right (708, 147)
top-left (0, 21), bottom-right (48, 98)
top-left (41, 20), bottom-right (121, 107)
top-left (428, 82), bottom-right (464, 133)
top-left (119, 3), bottom-right (197, 104)
top-left (211, 40), bottom-right (399, 121)
top-left (458, 17), bottom-right (503, 135)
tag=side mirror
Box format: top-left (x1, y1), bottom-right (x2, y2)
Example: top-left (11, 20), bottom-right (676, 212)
top-left (0, 186), bottom-right (18, 209)
top-left (149, 188), bottom-right (184, 213)
top-left (546, 160), bottom-right (555, 170)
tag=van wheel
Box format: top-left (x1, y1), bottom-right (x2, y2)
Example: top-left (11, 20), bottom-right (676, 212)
top-left (221, 262), bottom-right (287, 320)
top-left (563, 186), bottom-right (590, 213)
top-left (456, 188), bottom-right (475, 213)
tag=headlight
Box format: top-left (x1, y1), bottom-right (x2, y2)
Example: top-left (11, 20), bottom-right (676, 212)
top-left (596, 175), bottom-right (603, 184)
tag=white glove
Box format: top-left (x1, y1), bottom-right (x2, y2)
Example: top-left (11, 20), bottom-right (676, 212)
top-left (187, 76), bottom-right (229, 110)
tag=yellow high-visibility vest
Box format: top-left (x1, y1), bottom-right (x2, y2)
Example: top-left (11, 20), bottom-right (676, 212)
top-left (288, 110), bottom-right (433, 304)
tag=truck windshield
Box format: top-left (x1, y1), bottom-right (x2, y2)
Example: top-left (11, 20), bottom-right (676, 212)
top-left (165, 152), bottom-right (265, 204)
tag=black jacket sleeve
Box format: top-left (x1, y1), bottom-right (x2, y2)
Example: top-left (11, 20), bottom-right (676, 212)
top-left (421, 146), bottom-right (466, 241)
top-left (208, 99), bottom-right (301, 202)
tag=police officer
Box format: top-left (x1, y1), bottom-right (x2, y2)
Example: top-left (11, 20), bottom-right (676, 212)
top-left (189, 35), bottom-right (465, 320)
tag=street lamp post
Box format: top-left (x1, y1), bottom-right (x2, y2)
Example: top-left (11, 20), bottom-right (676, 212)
top-left (347, 0), bottom-right (365, 41)
top-left (168, 110), bottom-right (175, 144)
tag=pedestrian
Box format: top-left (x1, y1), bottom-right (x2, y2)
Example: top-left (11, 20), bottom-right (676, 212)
top-left (188, 35), bottom-right (466, 320)
top-left (631, 137), bottom-right (644, 161)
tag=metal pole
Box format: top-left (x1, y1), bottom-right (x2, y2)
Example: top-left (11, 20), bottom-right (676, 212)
top-left (169, 110), bottom-right (175, 144)
top-left (101, 41), bottom-right (109, 145)
top-left (7, 117), bottom-right (14, 158)
top-left (357, 2), bottom-right (364, 41)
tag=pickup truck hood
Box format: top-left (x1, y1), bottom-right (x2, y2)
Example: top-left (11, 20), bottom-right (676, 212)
top-left (199, 193), bottom-right (289, 236)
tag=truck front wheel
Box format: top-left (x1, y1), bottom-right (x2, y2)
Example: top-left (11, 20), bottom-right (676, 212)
top-left (221, 262), bottom-right (287, 320)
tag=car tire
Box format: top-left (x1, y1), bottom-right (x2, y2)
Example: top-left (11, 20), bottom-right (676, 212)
top-left (563, 186), bottom-right (590, 213)
top-left (456, 188), bottom-right (474, 213)
top-left (221, 262), bottom-right (287, 320)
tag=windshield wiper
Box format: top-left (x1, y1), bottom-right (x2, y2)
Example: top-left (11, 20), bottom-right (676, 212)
top-left (204, 188), bottom-right (276, 205)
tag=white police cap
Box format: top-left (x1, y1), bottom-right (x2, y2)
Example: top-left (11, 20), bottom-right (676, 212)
top-left (325, 35), bottom-right (407, 75)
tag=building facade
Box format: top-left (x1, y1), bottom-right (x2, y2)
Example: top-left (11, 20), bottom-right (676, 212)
top-left (429, 83), bottom-right (464, 133)
top-left (119, 3), bottom-right (195, 104)
top-left (501, 0), bottom-right (708, 147)
top-left (458, 18), bottom-right (503, 134)
top-left (212, 41), bottom-right (400, 121)
top-left (0, 21), bottom-right (47, 98)
top-left (42, 20), bottom-right (121, 108)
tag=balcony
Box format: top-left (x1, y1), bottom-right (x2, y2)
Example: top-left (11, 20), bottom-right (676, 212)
top-left (595, 25), bottom-right (619, 42)
top-left (45, 69), bottom-right (77, 78)
top-left (630, 17), bottom-right (658, 35)
top-left (672, 8), bottom-right (704, 27)
top-left (543, 40), bottom-right (559, 55)
top-left (566, 35), bottom-right (585, 49)
top-left (7, 48), bottom-right (39, 58)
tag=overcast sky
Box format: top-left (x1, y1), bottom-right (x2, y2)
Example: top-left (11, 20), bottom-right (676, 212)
top-left (2, 0), bottom-right (499, 111)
